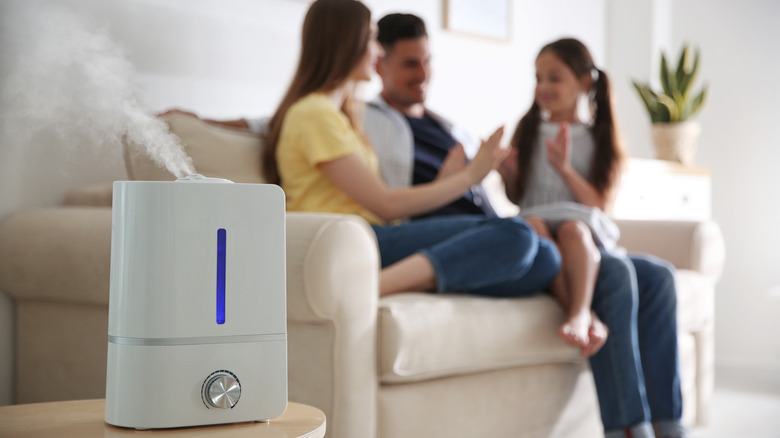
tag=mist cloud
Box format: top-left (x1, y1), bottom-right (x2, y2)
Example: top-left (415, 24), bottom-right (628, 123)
top-left (0, 0), bottom-right (195, 178)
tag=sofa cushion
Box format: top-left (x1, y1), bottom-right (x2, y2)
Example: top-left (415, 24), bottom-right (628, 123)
top-left (125, 113), bottom-right (266, 183)
top-left (62, 182), bottom-right (114, 207)
top-left (378, 293), bottom-right (581, 384)
top-left (0, 207), bottom-right (112, 306)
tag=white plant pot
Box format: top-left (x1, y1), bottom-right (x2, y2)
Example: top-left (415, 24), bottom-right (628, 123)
top-left (651, 121), bottom-right (701, 166)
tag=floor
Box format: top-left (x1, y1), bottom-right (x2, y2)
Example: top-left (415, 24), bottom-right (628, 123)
top-left (689, 370), bottom-right (780, 438)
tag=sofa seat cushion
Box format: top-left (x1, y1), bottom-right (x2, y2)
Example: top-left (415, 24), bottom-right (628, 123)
top-left (378, 293), bottom-right (581, 384)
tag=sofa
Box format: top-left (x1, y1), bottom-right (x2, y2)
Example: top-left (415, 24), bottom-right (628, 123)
top-left (0, 113), bottom-right (725, 437)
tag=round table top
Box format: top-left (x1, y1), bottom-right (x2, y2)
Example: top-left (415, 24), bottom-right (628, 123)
top-left (0, 399), bottom-right (326, 438)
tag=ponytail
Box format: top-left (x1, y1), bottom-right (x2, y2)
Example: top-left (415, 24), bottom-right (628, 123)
top-left (589, 68), bottom-right (625, 203)
top-left (509, 101), bottom-right (542, 204)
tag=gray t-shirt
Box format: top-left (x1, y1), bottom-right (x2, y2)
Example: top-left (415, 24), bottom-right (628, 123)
top-left (520, 122), bottom-right (595, 210)
top-left (519, 122), bottom-right (621, 251)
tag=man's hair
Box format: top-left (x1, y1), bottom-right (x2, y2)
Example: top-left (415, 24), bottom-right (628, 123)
top-left (377, 13), bottom-right (427, 53)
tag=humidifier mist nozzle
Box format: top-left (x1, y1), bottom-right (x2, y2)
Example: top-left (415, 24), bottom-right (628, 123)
top-left (175, 174), bottom-right (234, 184)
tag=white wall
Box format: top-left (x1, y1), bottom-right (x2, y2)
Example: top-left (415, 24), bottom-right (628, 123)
top-left (609, 0), bottom-right (780, 382)
top-left (1, 0), bottom-right (778, 401)
top-left (606, 0), bottom-right (672, 159)
top-left (612, 0), bottom-right (780, 382)
top-left (669, 0), bottom-right (780, 381)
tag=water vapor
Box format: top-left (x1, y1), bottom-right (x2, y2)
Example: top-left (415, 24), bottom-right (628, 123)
top-left (0, 0), bottom-right (195, 178)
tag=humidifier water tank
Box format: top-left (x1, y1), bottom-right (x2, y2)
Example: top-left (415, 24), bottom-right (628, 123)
top-left (105, 175), bottom-right (287, 429)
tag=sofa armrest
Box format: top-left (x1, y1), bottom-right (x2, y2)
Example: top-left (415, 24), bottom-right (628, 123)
top-left (284, 212), bottom-right (380, 438)
top-left (615, 219), bottom-right (725, 281)
top-left (285, 212), bottom-right (380, 323)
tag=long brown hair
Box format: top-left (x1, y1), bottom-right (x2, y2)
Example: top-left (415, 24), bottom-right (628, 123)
top-left (510, 38), bottom-right (625, 206)
top-left (263, 0), bottom-right (371, 184)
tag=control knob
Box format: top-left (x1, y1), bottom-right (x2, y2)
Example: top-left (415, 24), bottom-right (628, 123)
top-left (202, 371), bottom-right (241, 409)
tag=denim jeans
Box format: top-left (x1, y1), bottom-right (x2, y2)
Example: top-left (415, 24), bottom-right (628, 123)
top-left (371, 215), bottom-right (560, 297)
top-left (590, 251), bottom-right (683, 436)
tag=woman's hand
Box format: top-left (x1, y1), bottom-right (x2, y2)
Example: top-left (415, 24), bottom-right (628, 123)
top-left (318, 127), bottom-right (509, 222)
top-left (545, 122), bottom-right (572, 175)
top-left (466, 126), bottom-right (507, 184)
top-left (435, 143), bottom-right (467, 181)
top-left (156, 108), bottom-right (250, 130)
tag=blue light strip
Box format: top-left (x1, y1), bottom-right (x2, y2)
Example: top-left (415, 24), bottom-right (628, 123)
top-left (216, 228), bottom-right (227, 324)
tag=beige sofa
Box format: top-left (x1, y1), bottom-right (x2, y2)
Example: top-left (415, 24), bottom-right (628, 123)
top-left (0, 113), bottom-right (725, 437)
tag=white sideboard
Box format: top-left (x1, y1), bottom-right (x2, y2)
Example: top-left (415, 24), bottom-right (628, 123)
top-left (612, 158), bottom-right (711, 221)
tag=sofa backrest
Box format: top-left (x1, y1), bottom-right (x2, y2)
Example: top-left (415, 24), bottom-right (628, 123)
top-left (124, 113), bottom-right (267, 183)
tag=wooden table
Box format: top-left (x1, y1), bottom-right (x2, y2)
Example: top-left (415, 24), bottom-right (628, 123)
top-left (0, 399), bottom-right (326, 438)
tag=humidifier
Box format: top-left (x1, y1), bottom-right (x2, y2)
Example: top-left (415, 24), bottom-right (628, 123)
top-left (105, 175), bottom-right (287, 429)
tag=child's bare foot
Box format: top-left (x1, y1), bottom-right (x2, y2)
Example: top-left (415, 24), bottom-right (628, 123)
top-left (581, 311), bottom-right (609, 357)
top-left (559, 311), bottom-right (591, 348)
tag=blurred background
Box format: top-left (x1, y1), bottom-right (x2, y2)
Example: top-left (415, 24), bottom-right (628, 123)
top-left (1, 1), bottom-right (778, 432)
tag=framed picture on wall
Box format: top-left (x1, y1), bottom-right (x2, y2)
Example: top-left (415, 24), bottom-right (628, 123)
top-left (443, 0), bottom-right (510, 41)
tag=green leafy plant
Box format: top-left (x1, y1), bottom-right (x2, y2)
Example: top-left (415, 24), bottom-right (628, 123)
top-left (632, 44), bottom-right (708, 123)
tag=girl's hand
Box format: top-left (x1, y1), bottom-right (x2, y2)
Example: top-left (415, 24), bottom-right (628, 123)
top-left (545, 122), bottom-right (572, 174)
top-left (436, 143), bottom-right (467, 180)
top-left (466, 126), bottom-right (507, 184)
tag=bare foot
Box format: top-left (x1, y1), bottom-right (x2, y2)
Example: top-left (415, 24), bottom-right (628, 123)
top-left (581, 311), bottom-right (609, 357)
top-left (559, 311), bottom-right (591, 348)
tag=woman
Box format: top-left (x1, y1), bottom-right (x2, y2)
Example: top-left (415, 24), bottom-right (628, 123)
top-left (263, 0), bottom-right (559, 298)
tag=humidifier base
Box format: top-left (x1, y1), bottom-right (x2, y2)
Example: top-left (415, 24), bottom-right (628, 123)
top-left (105, 338), bottom-right (287, 429)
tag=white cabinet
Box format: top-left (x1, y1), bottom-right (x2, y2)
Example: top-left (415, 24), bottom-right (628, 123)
top-left (612, 158), bottom-right (711, 221)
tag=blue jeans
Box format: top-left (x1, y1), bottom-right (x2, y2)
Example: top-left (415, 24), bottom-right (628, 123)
top-left (371, 215), bottom-right (560, 297)
top-left (589, 251), bottom-right (683, 435)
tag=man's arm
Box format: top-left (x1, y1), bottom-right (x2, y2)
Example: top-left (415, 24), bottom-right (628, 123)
top-left (157, 109), bottom-right (250, 130)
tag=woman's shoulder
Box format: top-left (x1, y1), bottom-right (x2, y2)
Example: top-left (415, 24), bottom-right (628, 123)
top-left (289, 93), bottom-right (333, 116)
top-left (287, 93), bottom-right (348, 127)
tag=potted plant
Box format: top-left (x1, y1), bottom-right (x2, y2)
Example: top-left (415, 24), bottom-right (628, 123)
top-left (632, 44), bottom-right (708, 165)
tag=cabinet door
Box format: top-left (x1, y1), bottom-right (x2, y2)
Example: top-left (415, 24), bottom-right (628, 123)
top-left (612, 159), bottom-right (711, 221)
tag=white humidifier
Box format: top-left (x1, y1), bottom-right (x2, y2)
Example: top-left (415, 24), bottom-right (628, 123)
top-left (105, 175), bottom-right (287, 429)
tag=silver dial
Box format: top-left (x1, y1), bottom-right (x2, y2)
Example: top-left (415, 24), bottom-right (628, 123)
top-left (203, 371), bottom-right (241, 409)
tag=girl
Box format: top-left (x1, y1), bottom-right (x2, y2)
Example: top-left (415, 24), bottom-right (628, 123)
top-left (264, 0), bottom-right (560, 298)
top-left (501, 38), bottom-right (685, 438)
top-left (500, 38), bottom-right (624, 354)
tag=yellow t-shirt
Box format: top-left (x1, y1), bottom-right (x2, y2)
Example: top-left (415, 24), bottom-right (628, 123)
top-left (277, 93), bottom-right (383, 224)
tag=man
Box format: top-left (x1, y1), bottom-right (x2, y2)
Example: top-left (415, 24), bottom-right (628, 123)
top-left (363, 13), bottom-right (685, 438)
top-left (363, 14), bottom-right (495, 220)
